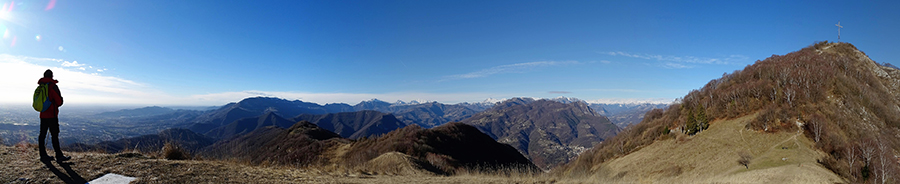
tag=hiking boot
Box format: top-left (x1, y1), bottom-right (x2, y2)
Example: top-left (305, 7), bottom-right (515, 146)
top-left (55, 155), bottom-right (71, 163)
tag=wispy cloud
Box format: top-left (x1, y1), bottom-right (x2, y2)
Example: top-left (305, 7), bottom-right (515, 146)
top-left (0, 54), bottom-right (159, 105)
top-left (663, 62), bottom-right (691, 69)
top-left (601, 51), bottom-right (748, 68)
top-left (443, 61), bottom-right (580, 81)
top-left (61, 60), bottom-right (84, 67)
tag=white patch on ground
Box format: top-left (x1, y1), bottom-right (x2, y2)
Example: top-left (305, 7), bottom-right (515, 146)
top-left (88, 173), bottom-right (136, 184)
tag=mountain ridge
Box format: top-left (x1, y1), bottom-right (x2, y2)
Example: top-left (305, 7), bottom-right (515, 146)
top-left (461, 98), bottom-right (619, 170)
top-left (557, 42), bottom-right (900, 183)
top-left (203, 120), bottom-right (539, 175)
top-left (292, 110), bottom-right (406, 139)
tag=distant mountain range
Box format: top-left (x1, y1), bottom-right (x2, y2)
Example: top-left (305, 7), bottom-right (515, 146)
top-left (187, 97), bottom-right (340, 134)
top-left (546, 96), bottom-right (669, 127)
top-left (592, 103), bottom-right (669, 127)
top-left (95, 96), bottom-right (665, 134)
top-left (184, 97), bottom-right (489, 136)
top-left (80, 95), bottom-right (666, 171)
top-left (94, 106), bottom-right (178, 118)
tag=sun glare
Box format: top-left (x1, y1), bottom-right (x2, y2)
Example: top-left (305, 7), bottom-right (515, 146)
top-left (0, 10), bottom-right (9, 21)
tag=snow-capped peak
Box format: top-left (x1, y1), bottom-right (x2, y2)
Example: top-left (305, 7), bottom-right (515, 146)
top-left (394, 100), bottom-right (425, 105)
top-left (482, 98), bottom-right (505, 104)
top-left (549, 96), bottom-right (585, 104)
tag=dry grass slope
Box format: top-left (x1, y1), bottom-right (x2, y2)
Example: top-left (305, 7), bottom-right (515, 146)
top-left (584, 114), bottom-right (842, 183)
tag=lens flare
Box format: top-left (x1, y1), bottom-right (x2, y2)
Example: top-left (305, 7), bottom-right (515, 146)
top-left (35, 34), bottom-right (40, 41)
top-left (45, 0), bottom-right (56, 11)
top-left (3, 1), bottom-right (13, 14)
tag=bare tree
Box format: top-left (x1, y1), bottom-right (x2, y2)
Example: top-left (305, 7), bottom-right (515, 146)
top-left (877, 139), bottom-right (890, 184)
top-left (771, 86), bottom-right (778, 102)
top-left (846, 143), bottom-right (858, 178)
top-left (615, 137), bottom-right (627, 155)
top-left (784, 88), bottom-right (796, 107)
top-left (738, 151), bottom-right (752, 169)
top-left (811, 121), bottom-right (823, 143)
top-left (861, 139), bottom-right (876, 166)
top-left (750, 84), bottom-right (762, 99)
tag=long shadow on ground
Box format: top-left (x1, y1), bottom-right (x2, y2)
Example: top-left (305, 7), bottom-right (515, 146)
top-left (40, 159), bottom-right (87, 184)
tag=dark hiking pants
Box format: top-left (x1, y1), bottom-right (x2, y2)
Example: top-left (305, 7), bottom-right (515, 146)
top-left (39, 118), bottom-right (64, 157)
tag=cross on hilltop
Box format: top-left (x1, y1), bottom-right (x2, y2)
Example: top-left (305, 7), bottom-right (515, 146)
top-left (835, 21), bottom-right (843, 42)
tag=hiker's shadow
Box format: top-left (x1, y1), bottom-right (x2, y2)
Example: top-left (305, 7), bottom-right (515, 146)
top-left (40, 159), bottom-right (87, 184)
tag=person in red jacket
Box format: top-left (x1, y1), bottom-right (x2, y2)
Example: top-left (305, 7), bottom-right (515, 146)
top-left (38, 69), bottom-right (70, 162)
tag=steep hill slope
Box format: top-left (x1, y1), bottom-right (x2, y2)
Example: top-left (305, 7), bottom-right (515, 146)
top-left (343, 122), bottom-right (539, 174)
top-left (293, 110), bottom-right (406, 139)
top-left (204, 112), bottom-right (296, 139)
top-left (203, 121), bottom-right (538, 175)
top-left (202, 121), bottom-right (344, 164)
top-left (462, 98), bottom-right (618, 170)
top-left (558, 42), bottom-right (900, 183)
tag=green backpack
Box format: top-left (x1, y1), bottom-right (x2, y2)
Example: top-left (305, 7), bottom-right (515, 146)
top-left (33, 83), bottom-right (51, 112)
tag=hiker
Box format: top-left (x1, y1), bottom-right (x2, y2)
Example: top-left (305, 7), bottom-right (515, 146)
top-left (37, 69), bottom-right (70, 162)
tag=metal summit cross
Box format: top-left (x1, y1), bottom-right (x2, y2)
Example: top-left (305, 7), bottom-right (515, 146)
top-left (835, 21), bottom-right (843, 42)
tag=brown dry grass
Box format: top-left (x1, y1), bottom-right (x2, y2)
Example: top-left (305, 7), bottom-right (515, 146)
top-left (570, 114), bottom-right (844, 183)
top-left (0, 145), bottom-right (562, 183)
top-left (161, 142), bottom-right (189, 160)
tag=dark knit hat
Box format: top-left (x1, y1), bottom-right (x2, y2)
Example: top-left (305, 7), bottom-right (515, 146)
top-left (44, 69), bottom-right (53, 78)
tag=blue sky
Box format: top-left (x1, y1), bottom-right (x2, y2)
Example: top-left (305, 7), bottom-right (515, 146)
top-left (0, 0), bottom-right (898, 105)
